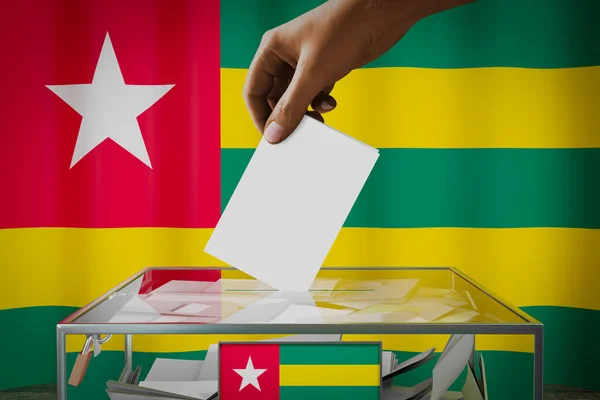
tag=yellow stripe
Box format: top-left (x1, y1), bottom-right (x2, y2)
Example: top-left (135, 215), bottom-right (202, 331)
top-left (0, 228), bottom-right (225, 310)
top-left (326, 227), bottom-right (600, 311)
top-left (63, 332), bottom-right (534, 354)
top-left (342, 334), bottom-right (534, 354)
top-left (1, 227), bottom-right (597, 354)
top-left (221, 66), bottom-right (600, 149)
top-left (1, 227), bottom-right (597, 311)
top-left (279, 365), bottom-right (380, 386)
top-left (64, 334), bottom-right (290, 354)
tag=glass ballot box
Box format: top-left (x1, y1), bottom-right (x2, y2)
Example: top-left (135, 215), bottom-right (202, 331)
top-left (57, 267), bottom-right (543, 400)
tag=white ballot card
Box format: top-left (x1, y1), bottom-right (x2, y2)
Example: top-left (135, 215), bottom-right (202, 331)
top-left (138, 381), bottom-right (218, 399)
top-left (431, 334), bottom-right (475, 400)
top-left (204, 116), bottom-right (379, 292)
top-left (382, 351), bottom-right (394, 375)
top-left (197, 345), bottom-right (219, 381)
top-left (218, 290), bottom-right (313, 323)
top-left (145, 358), bottom-right (204, 382)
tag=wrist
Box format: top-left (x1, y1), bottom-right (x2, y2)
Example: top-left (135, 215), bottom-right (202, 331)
top-left (368, 0), bottom-right (477, 26)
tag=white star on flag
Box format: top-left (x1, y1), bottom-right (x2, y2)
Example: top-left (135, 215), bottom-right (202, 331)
top-left (46, 32), bottom-right (174, 169)
top-left (233, 356), bottom-right (267, 391)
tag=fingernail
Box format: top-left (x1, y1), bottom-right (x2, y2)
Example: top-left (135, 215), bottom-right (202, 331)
top-left (264, 121), bottom-right (283, 143)
top-left (320, 100), bottom-right (334, 111)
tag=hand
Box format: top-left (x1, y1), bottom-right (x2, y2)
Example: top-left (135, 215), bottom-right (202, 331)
top-left (243, 0), bottom-right (475, 144)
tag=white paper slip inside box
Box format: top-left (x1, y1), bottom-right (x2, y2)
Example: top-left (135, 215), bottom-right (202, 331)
top-left (328, 300), bottom-right (380, 310)
top-left (383, 347), bottom-right (436, 381)
top-left (431, 334), bottom-right (475, 400)
top-left (106, 390), bottom-right (188, 400)
top-left (197, 345), bottom-right (219, 381)
top-left (219, 290), bottom-right (315, 323)
top-left (151, 280), bottom-right (215, 294)
top-left (382, 378), bottom-right (433, 400)
top-left (138, 381), bottom-right (218, 400)
top-left (106, 381), bottom-right (203, 400)
top-left (382, 351), bottom-right (394, 376)
top-left (219, 299), bottom-right (289, 323)
top-left (269, 304), bottom-right (353, 323)
top-left (203, 279), bottom-right (274, 293)
top-left (436, 310), bottom-right (479, 323)
top-left (108, 312), bottom-right (160, 323)
top-left (145, 358), bottom-right (204, 382)
top-left (204, 115), bottom-right (379, 292)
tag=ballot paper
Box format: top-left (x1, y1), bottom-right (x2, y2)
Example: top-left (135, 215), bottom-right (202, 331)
top-left (381, 337), bottom-right (486, 400)
top-left (151, 280), bottom-right (215, 294)
top-left (409, 355), bottom-right (487, 400)
top-left (197, 345), bottom-right (219, 381)
top-left (436, 310), bottom-right (479, 323)
top-left (383, 347), bottom-right (436, 381)
top-left (382, 378), bottom-right (433, 400)
top-left (106, 381), bottom-right (213, 400)
top-left (431, 334), bottom-right (475, 400)
top-left (461, 364), bottom-right (484, 400)
top-left (382, 352), bottom-right (394, 376)
top-left (144, 359), bottom-right (204, 382)
top-left (114, 335), bottom-right (448, 400)
top-left (138, 381), bottom-right (218, 399)
top-left (204, 116), bottom-right (379, 292)
top-left (269, 304), bottom-right (353, 323)
top-left (219, 290), bottom-right (316, 323)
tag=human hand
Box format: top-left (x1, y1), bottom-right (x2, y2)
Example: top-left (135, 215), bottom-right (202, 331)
top-left (243, 0), bottom-right (475, 144)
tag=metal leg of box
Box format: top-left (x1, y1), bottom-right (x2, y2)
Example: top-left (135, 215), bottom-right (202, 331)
top-left (534, 327), bottom-right (544, 400)
top-left (125, 334), bottom-right (133, 368)
top-left (56, 327), bottom-right (67, 400)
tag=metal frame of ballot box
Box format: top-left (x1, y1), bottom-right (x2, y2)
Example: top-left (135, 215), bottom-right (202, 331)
top-left (56, 266), bottom-right (544, 400)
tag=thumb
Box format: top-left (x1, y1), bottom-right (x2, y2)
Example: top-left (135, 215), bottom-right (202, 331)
top-left (264, 65), bottom-right (322, 144)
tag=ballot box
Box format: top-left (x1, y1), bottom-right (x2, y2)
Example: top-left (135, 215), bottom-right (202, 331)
top-left (57, 267), bottom-right (543, 400)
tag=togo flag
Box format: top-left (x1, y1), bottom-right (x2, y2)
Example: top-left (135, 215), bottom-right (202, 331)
top-left (218, 342), bottom-right (382, 400)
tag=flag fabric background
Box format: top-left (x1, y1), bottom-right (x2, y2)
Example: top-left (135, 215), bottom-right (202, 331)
top-left (0, 0), bottom-right (599, 399)
top-left (0, 0), bottom-right (220, 228)
top-left (218, 342), bottom-right (381, 400)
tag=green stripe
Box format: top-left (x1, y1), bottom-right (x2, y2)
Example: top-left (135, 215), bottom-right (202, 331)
top-left (280, 386), bottom-right (379, 400)
top-left (279, 343), bottom-right (380, 365)
top-left (1, 306), bottom-right (599, 397)
top-left (221, 0), bottom-right (600, 69)
top-left (222, 148), bottom-right (600, 228)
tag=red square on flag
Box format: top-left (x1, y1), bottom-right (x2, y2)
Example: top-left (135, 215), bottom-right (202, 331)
top-left (0, 0), bottom-right (220, 228)
top-left (219, 343), bottom-right (280, 400)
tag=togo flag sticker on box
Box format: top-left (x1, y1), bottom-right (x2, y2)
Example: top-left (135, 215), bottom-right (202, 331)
top-left (218, 341), bottom-right (382, 400)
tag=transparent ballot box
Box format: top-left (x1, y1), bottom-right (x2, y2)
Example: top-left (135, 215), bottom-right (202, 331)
top-left (57, 267), bottom-right (543, 400)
